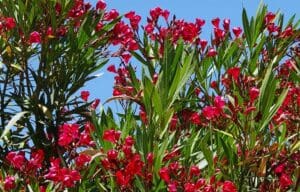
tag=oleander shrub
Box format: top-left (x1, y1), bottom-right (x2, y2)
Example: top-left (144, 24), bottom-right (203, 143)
top-left (0, 1), bottom-right (299, 191)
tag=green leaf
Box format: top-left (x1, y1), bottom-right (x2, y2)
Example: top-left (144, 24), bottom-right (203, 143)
top-left (1, 111), bottom-right (28, 139)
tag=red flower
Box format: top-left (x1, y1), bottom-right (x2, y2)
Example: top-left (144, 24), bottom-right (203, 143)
top-left (113, 88), bottom-right (122, 96)
top-left (29, 31), bottom-right (41, 44)
top-left (46, 27), bottom-right (54, 37)
top-left (45, 158), bottom-right (80, 188)
top-left (125, 154), bottom-right (144, 176)
top-left (107, 149), bottom-right (118, 160)
top-left (58, 123), bottom-right (79, 146)
top-left (223, 19), bottom-right (230, 31)
top-left (124, 136), bottom-right (135, 146)
top-left (116, 170), bottom-right (131, 187)
top-left (61, 168), bottom-right (81, 188)
top-left (202, 106), bottom-right (218, 120)
top-left (227, 67), bottom-right (240, 81)
top-left (196, 178), bottom-right (206, 188)
top-left (279, 173), bottom-right (293, 188)
top-left (274, 164), bottom-right (285, 175)
top-left (222, 181), bottom-right (237, 192)
top-left (210, 81), bottom-right (218, 88)
top-left (139, 110), bottom-right (148, 124)
top-left (214, 28), bottom-right (225, 40)
top-left (6, 151), bottom-right (25, 170)
top-left (145, 23), bottom-right (154, 34)
top-left (194, 87), bottom-right (201, 96)
top-left (152, 73), bottom-right (159, 84)
top-left (75, 154), bottom-right (91, 168)
top-left (159, 167), bottom-right (170, 183)
top-left (95, 22), bottom-right (103, 31)
top-left (211, 18), bottom-right (220, 28)
top-left (104, 9), bottom-right (119, 21)
top-left (125, 11), bottom-right (141, 30)
top-left (121, 53), bottom-right (132, 63)
top-left (280, 26), bottom-right (293, 38)
top-left (147, 152), bottom-right (154, 166)
top-left (265, 12), bottom-right (276, 24)
top-left (190, 112), bottom-right (201, 125)
top-left (199, 39), bottom-right (208, 50)
top-left (96, 0), bottom-right (106, 10)
top-left (80, 90), bottom-right (90, 101)
top-left (232, 27), bottom-right (242, 37)
top-left (184, 182), bottom-right (196, 192)
top-left (168, 182), bottom-right (177, 192)
top-left (190, 165), bottom-right (201, 176)
top-left (150, 7), bottom-right (163, 22)
top-left (207, 48), bottom-right (217, 57)
top-left (170, 114), bottom-right (178, 130)
top-left (249, 87), bottom-right (260, 102)
top-left (4, 17), bottom-right (16, 30)
top-left (214, 96), bottom-right (225, 110)
top-left (107, 64), bottom-right (117, 73)
top-left (4, 176), bottom-right (16, 191)
top-left (162, 10), bottom-right (170, 21)
top-left (196, 18), bottom-right (205, 29)
top-left (103, 129), bottom-right (121, 143)
top-left (28, 149), bottom-right (44, 170)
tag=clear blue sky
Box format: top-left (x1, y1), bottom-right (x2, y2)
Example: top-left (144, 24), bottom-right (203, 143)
top-left (85, 0), bottom-right (299, 110)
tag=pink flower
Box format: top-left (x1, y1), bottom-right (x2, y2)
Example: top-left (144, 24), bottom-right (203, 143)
top-left (29, 31), bottom-right (41, 44)
top-left (222, 181), bottom-right (237, 192)
top-left (80, 91), bottom-right (90, 101)
top-left (4, 176), bottom-right (16, 191)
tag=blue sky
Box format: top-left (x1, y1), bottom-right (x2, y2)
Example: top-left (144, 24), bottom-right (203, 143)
top-left (85, 0), bottom-right (299, 110)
